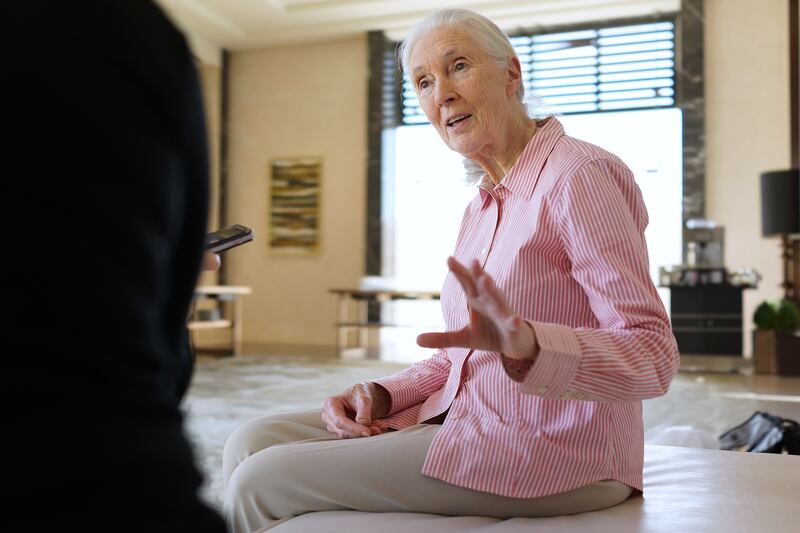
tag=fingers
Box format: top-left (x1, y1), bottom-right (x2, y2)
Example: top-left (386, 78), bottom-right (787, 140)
top-left (475, 265), bottom-right (512, 317)
top-left (321, 385), bottom-right (389, 439)
top-left (201, 252), bottom-right (221, 271)
top-left (353, 383), bottom-right (373, 427)
top-left (449, 257), bottom-right (512, 320)
top-left (321, 397), bottom-right (370, 438)
top-left (417, 327), bottom-right (471, 349)
top-left (447, 256), bottom-right (478, 297)
top-left (439, 257), bottom-right (529, 356)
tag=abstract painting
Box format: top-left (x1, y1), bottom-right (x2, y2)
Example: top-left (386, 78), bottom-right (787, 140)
top-left (269, 157), bottom-right (321, 254)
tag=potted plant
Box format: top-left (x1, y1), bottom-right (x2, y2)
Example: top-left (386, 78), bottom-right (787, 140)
top-left (752, 299), bottom-right (800, 375)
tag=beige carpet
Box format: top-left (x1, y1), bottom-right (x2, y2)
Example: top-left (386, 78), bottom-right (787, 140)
top-left (184, 354), bottom-right (800, 511)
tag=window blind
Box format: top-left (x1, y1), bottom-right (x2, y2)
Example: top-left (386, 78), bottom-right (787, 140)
top-left (400, 18), bottom-right (676, 125)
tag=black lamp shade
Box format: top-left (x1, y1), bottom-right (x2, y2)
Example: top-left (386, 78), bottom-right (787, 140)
top-left (760, 169), bottom-right (800, 236)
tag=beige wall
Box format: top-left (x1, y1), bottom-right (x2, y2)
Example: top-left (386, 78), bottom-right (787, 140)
top-left (705, 0), bottom-right (791, 356)
top-left (225, 36), bottom-right (368, 351)
top-left (197, 63), bottom-right (222, 288)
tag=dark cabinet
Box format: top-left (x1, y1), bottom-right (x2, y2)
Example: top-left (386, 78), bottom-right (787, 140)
top-left (669, 286), bottom-right (746, 356)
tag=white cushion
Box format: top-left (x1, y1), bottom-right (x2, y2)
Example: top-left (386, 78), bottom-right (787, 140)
top-left (270, 445), bottom-right (799, 532)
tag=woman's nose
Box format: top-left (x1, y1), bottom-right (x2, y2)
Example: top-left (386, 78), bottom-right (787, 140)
top-left (434, 79), bottom-right (457, 106)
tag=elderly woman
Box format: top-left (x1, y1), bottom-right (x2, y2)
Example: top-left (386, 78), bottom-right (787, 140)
top-left (223, 8), bottom-right (679, 532)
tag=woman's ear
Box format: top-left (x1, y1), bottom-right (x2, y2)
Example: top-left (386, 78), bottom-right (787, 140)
top-left (505, 56), bottom-right (522, 97)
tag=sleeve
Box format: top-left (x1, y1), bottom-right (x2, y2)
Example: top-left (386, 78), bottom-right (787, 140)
top-left (373, 348), bottom-right (452, 415)
top-left (518, 159), bottom-right (680, 402)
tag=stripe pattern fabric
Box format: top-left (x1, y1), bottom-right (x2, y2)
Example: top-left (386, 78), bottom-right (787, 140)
top-left (374, 117), bottom-right (680, 498)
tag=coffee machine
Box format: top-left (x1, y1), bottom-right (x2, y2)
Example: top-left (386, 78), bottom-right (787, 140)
top-left (682, 218), bottom-right (726, 285)
top-left (684, 219), bottom-right (724, 267)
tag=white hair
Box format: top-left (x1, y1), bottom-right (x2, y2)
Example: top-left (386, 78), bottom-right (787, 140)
top-left (399, 9), bottom-right (551, 185)
top-left (399, 9), bottom-right (524, 101)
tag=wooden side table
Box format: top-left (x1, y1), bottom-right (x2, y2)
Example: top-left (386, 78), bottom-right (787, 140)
top-left (329, 288), bottom-right (440, 358)
top-left (190, 285), bottom-right (252, 356)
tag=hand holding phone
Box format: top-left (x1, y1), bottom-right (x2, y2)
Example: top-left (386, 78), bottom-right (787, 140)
top-left (203, 224), bottom-right (254, 253)
top-left (202, 252), bottom-right (221, 271)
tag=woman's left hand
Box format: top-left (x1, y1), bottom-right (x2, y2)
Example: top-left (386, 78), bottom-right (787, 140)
top-left (417, 257), bottom-right (539, 360)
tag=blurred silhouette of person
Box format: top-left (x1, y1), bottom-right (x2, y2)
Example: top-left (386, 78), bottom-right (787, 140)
top-left (4, 1), bottom-right (227, 530)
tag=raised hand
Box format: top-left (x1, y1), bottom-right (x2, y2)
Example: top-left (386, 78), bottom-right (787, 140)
top-left (417, 257), bottom-right (539, 360)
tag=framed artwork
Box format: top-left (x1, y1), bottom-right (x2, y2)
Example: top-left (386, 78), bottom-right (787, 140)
top-left (269, 157), bottom-right (321, 254)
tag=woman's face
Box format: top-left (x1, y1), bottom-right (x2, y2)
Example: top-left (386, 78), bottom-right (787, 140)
top-left (408, 26), bottom-right (520, 161)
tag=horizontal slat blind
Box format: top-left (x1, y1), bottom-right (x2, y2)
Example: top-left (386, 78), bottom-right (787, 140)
top-left (400, 19), bottom-right (675, 125)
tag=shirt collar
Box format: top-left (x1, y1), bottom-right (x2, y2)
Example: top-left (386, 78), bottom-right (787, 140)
top-left (480, 117), bottom-right (565, 200)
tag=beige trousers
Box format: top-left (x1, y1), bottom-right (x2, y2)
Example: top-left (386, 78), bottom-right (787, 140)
top-left (222, 409), bottom-right (632, 533)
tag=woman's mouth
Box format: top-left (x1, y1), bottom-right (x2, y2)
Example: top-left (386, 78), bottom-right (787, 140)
top-left (446, 113), bottom-right (472, 130)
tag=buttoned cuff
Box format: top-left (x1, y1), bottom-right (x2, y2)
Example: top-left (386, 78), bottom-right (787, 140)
top-left (519, 321), bottom-right (582, 398)
top-left (373, 374), bottom-right (421, 415)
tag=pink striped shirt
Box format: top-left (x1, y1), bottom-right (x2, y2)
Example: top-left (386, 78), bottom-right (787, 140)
top-left (374, 117), bottom-right (680, 498)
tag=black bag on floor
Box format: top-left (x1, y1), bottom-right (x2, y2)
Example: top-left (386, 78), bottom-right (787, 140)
top-left (719, 411), bottom-right (800, 455)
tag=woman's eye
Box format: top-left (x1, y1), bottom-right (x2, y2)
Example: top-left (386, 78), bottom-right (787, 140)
top-left (419, 79), bottom-right (430, 89)
top-left (454, 62), bottom-right (467, 71)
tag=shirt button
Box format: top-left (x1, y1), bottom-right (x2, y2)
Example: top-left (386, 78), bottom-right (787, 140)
top-left (537, 386), bottom-right (548, 394)
top-left (481, 248), bottom-right (488, 256)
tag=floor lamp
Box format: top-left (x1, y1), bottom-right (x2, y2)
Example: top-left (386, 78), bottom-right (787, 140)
top-left (760, 169), bottom-right (800, 305)
top-left (758, 0), bottom-right (800, 307)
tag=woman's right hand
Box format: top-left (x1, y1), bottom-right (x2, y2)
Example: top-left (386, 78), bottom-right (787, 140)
top-left (321, 381), bottom-right (391, 439)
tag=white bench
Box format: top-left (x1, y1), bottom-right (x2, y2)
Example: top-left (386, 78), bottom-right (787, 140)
top-left (268, 445), bottom-right (799, 532)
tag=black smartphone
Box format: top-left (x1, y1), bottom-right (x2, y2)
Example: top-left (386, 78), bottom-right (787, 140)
top-left (203, 224), bottom-right (254, 253)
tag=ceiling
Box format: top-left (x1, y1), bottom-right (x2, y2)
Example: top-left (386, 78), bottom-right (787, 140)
top-left (155, 0), bottom-right (679, 50)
